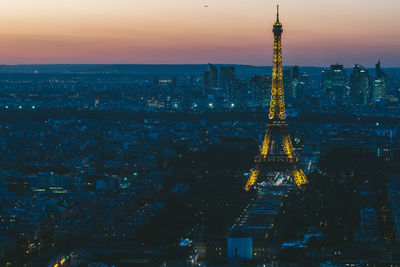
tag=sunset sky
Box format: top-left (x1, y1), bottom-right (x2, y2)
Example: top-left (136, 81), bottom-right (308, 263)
top-left (0, 0), bottom-right (399, 66)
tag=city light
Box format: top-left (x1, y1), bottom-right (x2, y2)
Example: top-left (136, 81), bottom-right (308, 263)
top-left (0, 2), bottom-right (398, 266)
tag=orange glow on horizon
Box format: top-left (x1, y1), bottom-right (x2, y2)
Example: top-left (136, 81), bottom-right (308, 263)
top-left (0, 0), bottom-right (399, 66)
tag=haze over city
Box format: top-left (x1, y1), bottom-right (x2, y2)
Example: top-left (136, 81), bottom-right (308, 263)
top-left (0, 0), bottom-right (399, 66)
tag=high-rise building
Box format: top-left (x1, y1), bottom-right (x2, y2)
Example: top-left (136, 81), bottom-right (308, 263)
top-left (373, 79), bottom-right (388, 101)
top-left (322, 64), bottom-right (347, 106)
top-left (283, 69), bottom-right (291, 87)
top-left (290, 67), bottom-right (307, 104)
top-left (376, 60), bottom-right (384, 79)
top-left (208, 64), bottom-right (218, 88)
top-left (293, 72), bottom-right (308, 103)
top-left (227, 79), bottom-right (244, 106)
top-left (283, 69), bottom-right (292, 103)
top-left (350, 64), bottom-right (370, 106)
top-left (372, 60), bottom-right (388, 101)
top-left (291, 65), bottom-right (300, 81)
top-left (220, 66), bottom-right (235, 89)
top-left (203, 71), bottom-right (210, 96)
top-left (251, 75), bottom-right (271, 107)
top-left (290, 66), bottom-right (300, 100)
top-left (301, 72), bottom-right (309, 84)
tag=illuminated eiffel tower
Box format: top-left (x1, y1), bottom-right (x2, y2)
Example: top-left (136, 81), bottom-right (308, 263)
top-left (245, 6), bottom-right (308, 191)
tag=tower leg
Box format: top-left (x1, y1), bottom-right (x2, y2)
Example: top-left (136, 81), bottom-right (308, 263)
top-left (291, 167), bottom-right (308, 187)
top-left (245, 168), bottom-right (260, 191)
top-left (261, 128), bottom-right (271, 157)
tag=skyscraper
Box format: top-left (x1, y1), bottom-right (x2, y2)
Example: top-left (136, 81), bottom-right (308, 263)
top-left (220, 66), bottom-right (235, 90)
top-left (283, 68), bottom-right (292, 103)
top-left (376, 60), bottom-right (383, 79)
top-left (372, 60), bottom-right (388, 101)
top-left (251, 75), bottom-right (271, 107)
top-left (227, 79), bottom-right (244, 106)
top-left (203, 71), bottom-right (210, 97)
top-left (291, 66), bottom-right (299, 100)
top-left (291, 65), bottom-right (300, 81)
top-left (300, 72), bottom-right (309, 85)
top-left (350, 64), bottom-right (370, 106)
top-left (290, 66), bottom-right (307, 104)
top-left (208, 63), bottom-right (218, 88)
top-left (296, 72), bottom-right (309, 104)
top-left (322, 64), bottom-right (347, 106)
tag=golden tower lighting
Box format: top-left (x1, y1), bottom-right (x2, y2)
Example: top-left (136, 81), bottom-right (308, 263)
top-left (245, 5), bottom-right (308, 191)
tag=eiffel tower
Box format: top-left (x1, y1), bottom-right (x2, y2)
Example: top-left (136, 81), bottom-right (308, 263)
top-left (245, 6), bottom-right (308, 191)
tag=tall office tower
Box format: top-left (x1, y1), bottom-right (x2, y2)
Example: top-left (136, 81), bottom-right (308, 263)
top-left (220, 66), bottom-right (235, 89)
top-left (227, 79), bottom-right (244, 105)
top-left (208, 63), bottom-right (218, 88)
top-left (301, 72), bottom-right (309, 84)
top-left (322, 64), bottom-right (348, 106)
top-left (290, 66), bottom-right (300, 99)
top-left (283, 69), bottom-right (291, 88)
top-left (252, 75), bottom-right (272, 107)
top-left (350, 64), bottom-right (370, 106)
top-left (283, 68), bottom-right (292, 102)
top-left (300, 72), bottom-right (309, 100)
top-left (291, 65), bottom-right (300, 81)
top-left (290, 67), bottom-right (308, 104)
top-left (292, 72), bottom-right (308, 103)
top-left (245, 6), bottom-right (308, 191)
top-left (372, 60), bottom-right (388, 101)
top-left (203, 71), bottom-right (210, 96)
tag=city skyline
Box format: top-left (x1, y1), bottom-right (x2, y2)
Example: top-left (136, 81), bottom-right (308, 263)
top-left (0, 0), bottom-right (399, 67)
top-left (2, 1), bottom-right (400, 264)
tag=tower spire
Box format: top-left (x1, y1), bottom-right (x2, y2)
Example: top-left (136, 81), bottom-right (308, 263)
top-left (276, 5), bottom-right (279, 23)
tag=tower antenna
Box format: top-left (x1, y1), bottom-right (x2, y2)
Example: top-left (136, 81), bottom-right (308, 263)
top-left (277, 5), bottom-right (279, 22)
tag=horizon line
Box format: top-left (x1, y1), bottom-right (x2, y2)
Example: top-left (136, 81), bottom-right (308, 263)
top-left (0, 63), bottom-right (398, 69)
